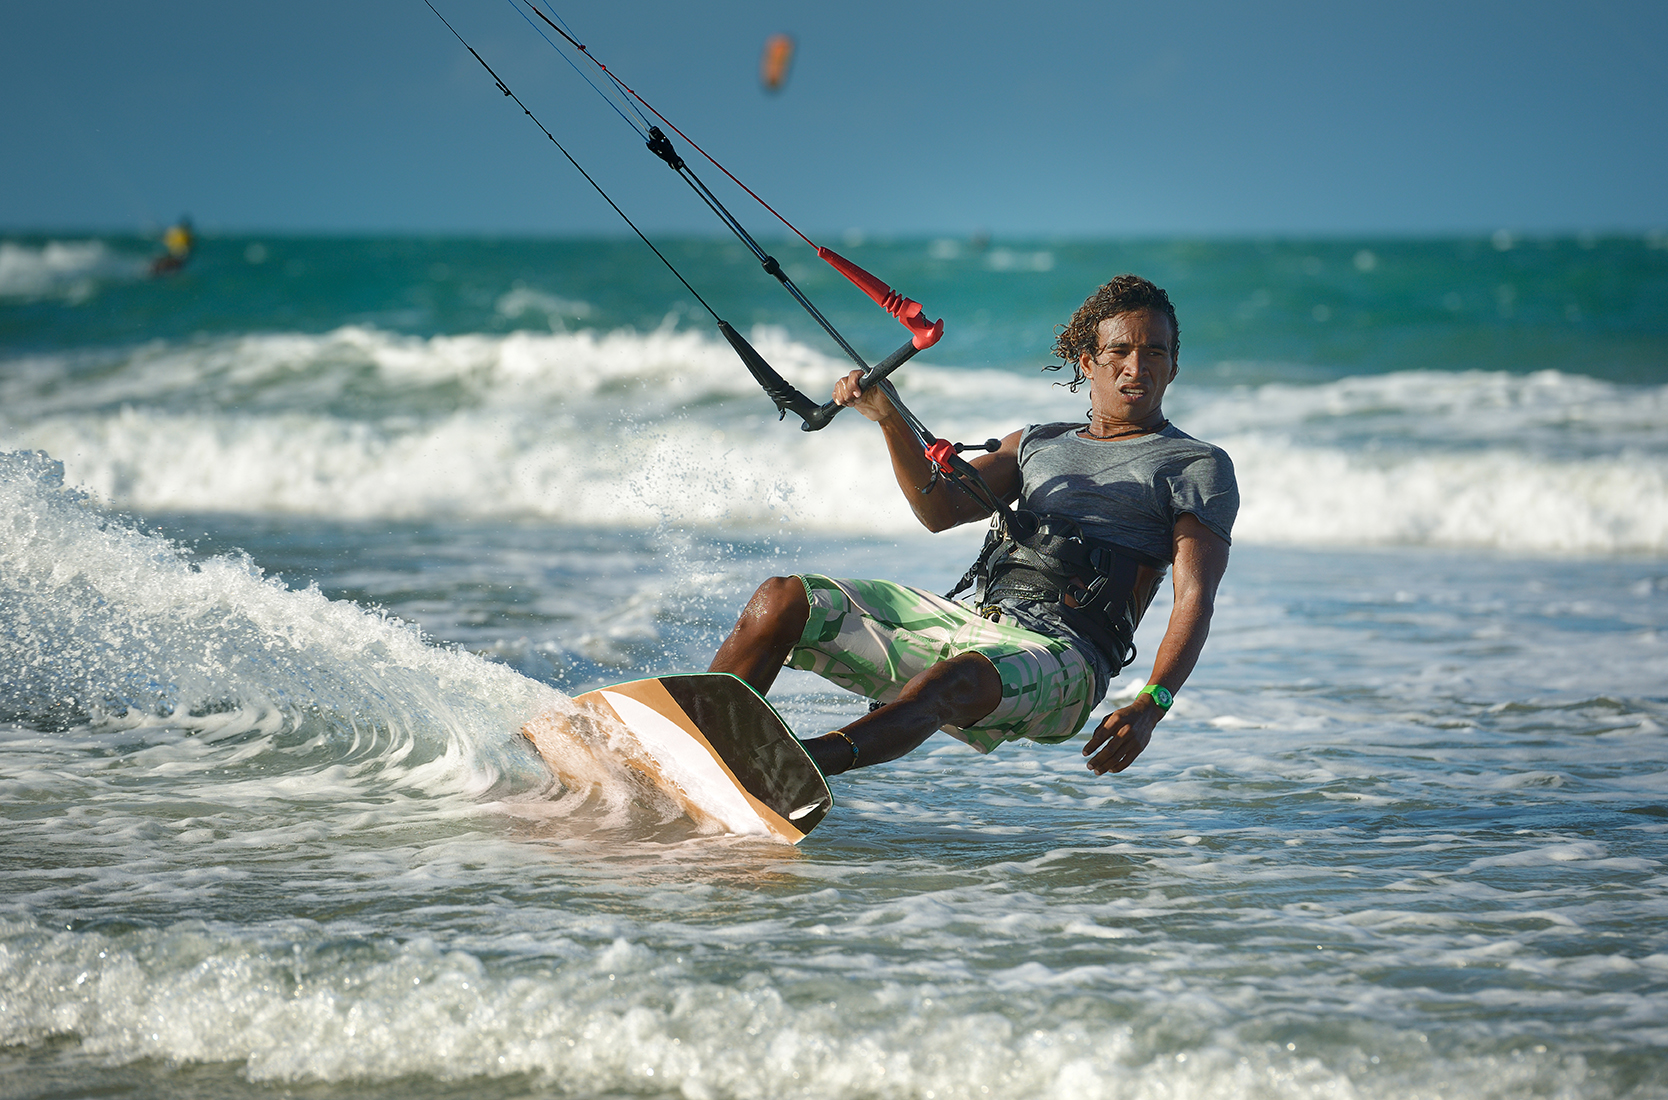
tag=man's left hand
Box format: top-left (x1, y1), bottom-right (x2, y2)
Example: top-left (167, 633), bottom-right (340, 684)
top-left (1082, 696), bottom-right (1164, 775)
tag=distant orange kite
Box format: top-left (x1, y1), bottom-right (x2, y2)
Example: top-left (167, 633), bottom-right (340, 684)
top-left (760, 33), bottom-right (795, 93)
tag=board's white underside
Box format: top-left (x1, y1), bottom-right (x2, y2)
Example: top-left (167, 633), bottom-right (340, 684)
top-left (599, 690), bottom-right (769, 836)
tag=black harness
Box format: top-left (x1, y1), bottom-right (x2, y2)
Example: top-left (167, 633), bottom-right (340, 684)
top-left (945, 426), bottom-right (1168, 674)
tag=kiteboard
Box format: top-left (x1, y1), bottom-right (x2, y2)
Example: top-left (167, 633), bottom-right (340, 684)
top-left (521, 673), bottom-right (832, 843)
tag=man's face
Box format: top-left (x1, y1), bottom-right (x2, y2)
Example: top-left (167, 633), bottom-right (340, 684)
top-left (1079, 309), bottom-right (1178, 424)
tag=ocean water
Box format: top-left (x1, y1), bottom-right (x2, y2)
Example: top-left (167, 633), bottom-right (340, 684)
top-left (2, 231), bottom-right (1667, 1099)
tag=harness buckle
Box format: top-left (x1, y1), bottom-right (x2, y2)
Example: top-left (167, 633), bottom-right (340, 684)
top-left (1066, 574), bottom-right (1108, 609)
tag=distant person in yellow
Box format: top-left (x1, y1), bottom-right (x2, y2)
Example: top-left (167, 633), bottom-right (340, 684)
top-left (150, 217), bottom-right (195, 276)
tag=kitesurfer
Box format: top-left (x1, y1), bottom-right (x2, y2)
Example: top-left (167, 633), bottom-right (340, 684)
top-left (709, 275), bottom-right (1238, 778)
top-left (150, 217), bottom-right (195, 276)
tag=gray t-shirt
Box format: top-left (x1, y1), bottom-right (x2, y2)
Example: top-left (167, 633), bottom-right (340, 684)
top-left (988, 421), bottom-right (1239, 698)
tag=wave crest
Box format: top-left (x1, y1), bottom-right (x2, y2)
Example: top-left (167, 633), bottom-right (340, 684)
top-left (2, 326), bottom-right (1665, 553)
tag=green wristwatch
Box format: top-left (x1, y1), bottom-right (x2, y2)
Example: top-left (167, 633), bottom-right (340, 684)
top-left (1139, 684), bottom-right (1173, 709)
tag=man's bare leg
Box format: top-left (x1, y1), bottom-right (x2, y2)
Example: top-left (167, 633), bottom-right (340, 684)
top-left (801, 653), bottom-right (1002, 776)
top-left (709, 577), bottom-right (1003, 777)
top-left (708, 576), bottom-right (809, 695)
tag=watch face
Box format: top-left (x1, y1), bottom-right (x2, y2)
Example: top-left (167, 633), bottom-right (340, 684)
top-left (1149, 685), bottom-right (1173, 708)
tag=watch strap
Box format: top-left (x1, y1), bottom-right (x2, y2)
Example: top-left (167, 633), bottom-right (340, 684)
top-left (1139, 684), bottom-right (1173, 709)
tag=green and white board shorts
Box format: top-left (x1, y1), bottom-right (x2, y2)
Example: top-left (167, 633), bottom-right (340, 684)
top-left (785, 574), bottom-right (1098, 754)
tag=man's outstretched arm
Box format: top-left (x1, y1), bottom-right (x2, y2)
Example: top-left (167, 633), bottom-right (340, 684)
top-left (831, 368), bottom-right (1020, 531)
top-left (1082, 513), bottom-right (1231, 775)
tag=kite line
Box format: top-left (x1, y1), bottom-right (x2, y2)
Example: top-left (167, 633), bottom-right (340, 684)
top-left (425, 0), bottom-right (1009, 512)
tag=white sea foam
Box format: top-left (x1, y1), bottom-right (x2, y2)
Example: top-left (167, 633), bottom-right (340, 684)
top-left (0, 912), bottom-right (1633, 1098)
top-left (495, 284), bottom-right (594, 328)
top-left (1224, 433), bottom-right (1668, 552)
top-left (0, 450), bottom-right (552, 796)
top-left (2, 326), bottom-right (1665, 553)
top-left (0, 450), bottom-right (823, 839)
top-left (0, 239), bottom-right (142, 302)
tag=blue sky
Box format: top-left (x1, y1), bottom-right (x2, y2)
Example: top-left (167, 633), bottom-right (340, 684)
top-left (3, 0), bottom-right (1664, 237)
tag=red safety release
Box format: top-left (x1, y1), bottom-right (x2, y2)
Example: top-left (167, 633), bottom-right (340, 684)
top-left (817, 247), bottom-right (944, 350)
top-left (924, 438), bottom-right (956, 473)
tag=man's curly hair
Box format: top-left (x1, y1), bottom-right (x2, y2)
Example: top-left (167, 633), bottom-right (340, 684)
top-left (1046, 275), bottom-right (1179, 391)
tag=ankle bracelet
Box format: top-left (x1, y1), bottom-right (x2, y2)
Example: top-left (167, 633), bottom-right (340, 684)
top-left (830, 730), bottom-right (859, 769)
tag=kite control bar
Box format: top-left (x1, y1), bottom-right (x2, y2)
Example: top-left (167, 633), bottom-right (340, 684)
top-left (639, 124), bottom-right (943, 395)
top-left (719, 326), bottom-right (924, 432)
top-left (798, 336), bottom-right (923, 430)
top-left (817, 248), bottom-right (943, 350)
top-left (788, 251), bottom-right (943, 428)
top-left (735, 251), bottom-right (942, 430)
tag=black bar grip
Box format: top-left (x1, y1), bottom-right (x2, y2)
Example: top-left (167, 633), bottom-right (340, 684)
top-left (799, 337), bottom-right (921, 432)
top-left (717, 320), bottom-right (824, 424)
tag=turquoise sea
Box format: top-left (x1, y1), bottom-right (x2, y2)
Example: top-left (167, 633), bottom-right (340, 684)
top-left (3, 230), bottom-right (1667, 1098)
